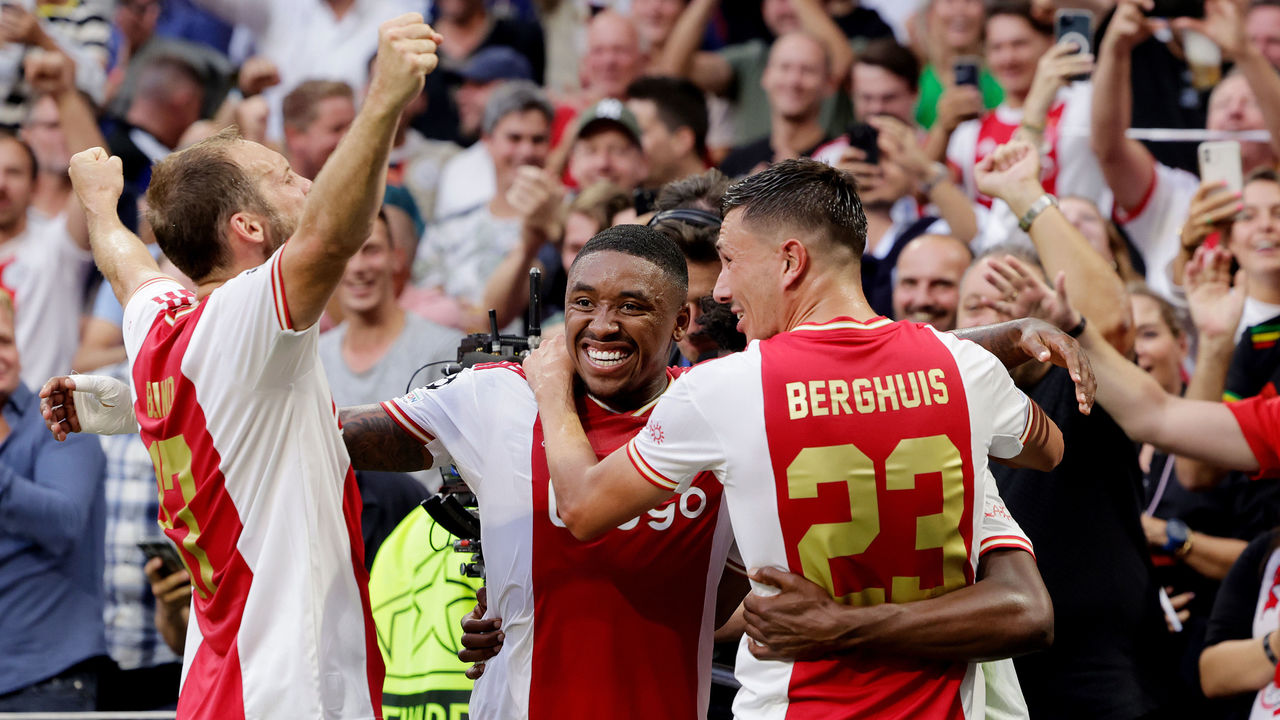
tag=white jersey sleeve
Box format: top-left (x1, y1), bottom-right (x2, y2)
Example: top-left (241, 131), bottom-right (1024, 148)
top-left (1115, 162), bottom-right (1200, 301)
top-left (978, 472), bottom-right (1034, 558)
top-left (626, 367), bottom-right (731, 495)
top-left (931, 328), bottom-right (1033, 459)
top-left (380, 362), bottom-right (532, 488)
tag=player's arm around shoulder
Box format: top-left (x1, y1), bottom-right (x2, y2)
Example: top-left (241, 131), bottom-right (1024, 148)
top-left (279, 14), bottom-right (441, 330)
top-left (340, 402), bottom-right (434, 472)
top-left (938, 327), bottom-right (1064, 472)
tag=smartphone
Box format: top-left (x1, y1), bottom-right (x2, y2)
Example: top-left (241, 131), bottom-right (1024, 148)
top-left (953, 57), bottom-right (980, 87)
top-left (138, 540), bottom-right (184, 577)
top-left (845, 122), bottom-right (880, 165)
top-left (1198, 141), bottom-right (1243, 194)
top-left (1055, 9), bottom-right (1093, 81)
top-left (1145, 0), bottom-right (1204, 18)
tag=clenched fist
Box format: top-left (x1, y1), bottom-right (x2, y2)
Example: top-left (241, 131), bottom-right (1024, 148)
top-left (69, 148), bottom-right (125, 217)
top-left (366, 14), bottom-right (443, 115)
top-left (23, 49), bottom-right (75, 97)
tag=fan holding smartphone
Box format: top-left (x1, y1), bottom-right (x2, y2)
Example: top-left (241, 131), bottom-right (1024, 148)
top-left (935, 1), bottom-right (1108, 243)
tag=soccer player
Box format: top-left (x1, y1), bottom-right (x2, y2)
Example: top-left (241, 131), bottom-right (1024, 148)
top-left (51, 15), bottom-right (442, 719)
top-left (343, 225), bottom-right (742, 719)
top-left (522, 159), bottom-right (1068, 718)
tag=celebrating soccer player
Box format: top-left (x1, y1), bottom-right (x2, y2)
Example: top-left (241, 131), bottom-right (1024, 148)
top-left (43, 15), bottom-right (441, 719)
top-left (522, 159), bottom-right (1070, 717)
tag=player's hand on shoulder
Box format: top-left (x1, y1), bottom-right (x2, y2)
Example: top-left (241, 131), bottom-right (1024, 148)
top-left (367, 13), bottom-right (443, 114)
top-left (522, 334), bottom-right (574, 404)
top-left (459, 586), bottom-right (504, 680)
top-left (69, 147), bottom-right (125, 215)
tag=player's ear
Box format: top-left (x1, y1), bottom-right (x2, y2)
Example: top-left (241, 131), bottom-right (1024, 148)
top-left (671, 301), bottom-right (691, 342)
top-left (780, 238), bottom-right (808, 289)
top-left (229, 211), bottom-right (266, 246)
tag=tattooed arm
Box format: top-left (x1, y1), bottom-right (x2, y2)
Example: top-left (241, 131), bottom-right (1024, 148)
top-left (339, 404), bottom-right (434, 472)
top-left (952, 318), bottom-right (1096, 415)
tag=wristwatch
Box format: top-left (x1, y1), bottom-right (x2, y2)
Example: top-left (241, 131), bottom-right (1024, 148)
top-left (1018, 193), bottom-right (1058, 232)
top-left (1163, 518), bottom-right (1191, 554)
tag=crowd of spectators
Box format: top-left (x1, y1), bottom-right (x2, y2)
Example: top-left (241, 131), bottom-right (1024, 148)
top-left (10, 0), bottom-right (1280, 717)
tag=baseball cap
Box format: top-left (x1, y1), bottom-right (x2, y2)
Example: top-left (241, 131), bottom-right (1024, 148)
top-left (574, 98), bottom-right (642, 148)
top-left (456, 46), bottom-right (533, 83)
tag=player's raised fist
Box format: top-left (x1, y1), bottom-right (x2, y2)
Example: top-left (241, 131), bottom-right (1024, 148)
top-left (367, 13), bottom-right (443, 114)
top-left (69, 147), bottom-right (125, 215)
top-left (23, 49), bottom-right (74, 96)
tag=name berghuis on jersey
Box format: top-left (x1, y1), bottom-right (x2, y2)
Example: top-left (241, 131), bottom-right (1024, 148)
top-left (785, 368), bottom-right (951, 419)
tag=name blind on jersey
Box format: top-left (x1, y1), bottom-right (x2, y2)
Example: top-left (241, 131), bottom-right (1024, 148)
top-left (786, 368), bottom-right (950, 419)
top-left (145, 376), bottom-right (176, 419)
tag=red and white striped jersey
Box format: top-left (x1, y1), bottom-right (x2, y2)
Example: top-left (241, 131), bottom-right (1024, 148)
top-left (122, 248), bottom-right (382, 720)
top-left (381, 363), bottom-right (737, 720)
top-left (626, 317), bottom-right (1036, 719)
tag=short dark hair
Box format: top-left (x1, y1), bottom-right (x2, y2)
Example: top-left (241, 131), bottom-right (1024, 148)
top-left (652, 169), bottom-right (730, 264)
top-left (626, 76), bottom-right (710, 157)
top-left (145, 127), bottom-right (276, 281)
top-left (282, 80), bottom-right (354, 132)
top-left (0, 132), bottom-right (37, 180)
top-left (856, 39), bottom-right (921, 93)
top-left (721, 158), bottom-right (868, 257)
top-left (986, 0), bottom-right (1053, 36)
top-left (570, 224), bottom-right (689, 299)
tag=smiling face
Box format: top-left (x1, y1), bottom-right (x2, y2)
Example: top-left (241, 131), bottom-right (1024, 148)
top-left (761, 33), bottom-right (829, 123)
top-left (984, 14), bottom-right (1051, 99)
top-left (892, 234), bottom-right (968, 330)
top-left (564, 249), bottom-right (687, 408)
top-left (1131, 293), bottom-right (1186, 395)
top-left (1228, 178), bottom-right (1280, 279)
top-left (930, 0), bottom-right (985, 52)
top-left (712, 207), bottom-right (788, 341)
top-left (338, 216), bottom-right (396, 316)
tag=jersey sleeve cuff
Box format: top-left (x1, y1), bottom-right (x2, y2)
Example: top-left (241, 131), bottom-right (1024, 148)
top-left (979, 535), bottom-right (1035, 559)
top-left (626, 438), bottom-right (681, 491)
top-left (380, 400), bottom-right (434, 445)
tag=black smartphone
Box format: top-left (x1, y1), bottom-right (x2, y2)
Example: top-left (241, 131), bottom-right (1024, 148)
top-left (138, 540), bottom-right (184, 577)
top-left (845, 122), bottom-right (880, 165)
top-left (1145, 0), bottom-right (1203, 18)
top-left (953, 57), bottom-right (980, 87)
top-left (1055, 10), bottom-right (1093, 81)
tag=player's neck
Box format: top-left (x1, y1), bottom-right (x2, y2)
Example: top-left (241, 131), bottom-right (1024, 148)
top-left (785, 274), bottom-right (880, 331)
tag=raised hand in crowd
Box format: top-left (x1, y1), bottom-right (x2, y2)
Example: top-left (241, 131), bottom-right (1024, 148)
top-left (925, 83), bottom-right (983, 161)
top-left (1103, 0), bottom-right (1158, 55)
top-left (458, 587), bottom-right (503, 681)
top-left (1176, 179), bottom-right (1242, 285)
top-left (1172, 0), bottom-right (1248, 60)
top-left (980, 256), bottom-right (1078, 333)
top-left (23, 48), bottom-right (75, 97)
top-left (871, 114), bottom-right (977, 244)
top-left (0, 3), bottom-right (53, 50)
top-left (1186, 244), bottom-right (1247, 344)
top-left (237, 56), bottom-right (281, 97)
top-left (1019, 40), bottom-right (1094, 142)
top-left (507, 166), bottom-right (563, 239)
top-left (144, 557), bottom-right (192, 656)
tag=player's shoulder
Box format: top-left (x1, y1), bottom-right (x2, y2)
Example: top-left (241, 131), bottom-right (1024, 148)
top-left (676, 343), bottom-right (761, 384)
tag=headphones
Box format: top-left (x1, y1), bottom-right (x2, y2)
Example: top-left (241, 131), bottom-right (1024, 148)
top-left (646, 208), bottom-right (722, 229)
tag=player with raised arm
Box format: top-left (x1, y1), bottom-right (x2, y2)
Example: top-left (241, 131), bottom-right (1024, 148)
top-left (522, 159), bottom-right (1068, 718)
top-left (49, 15), bottom-right (442, 720)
